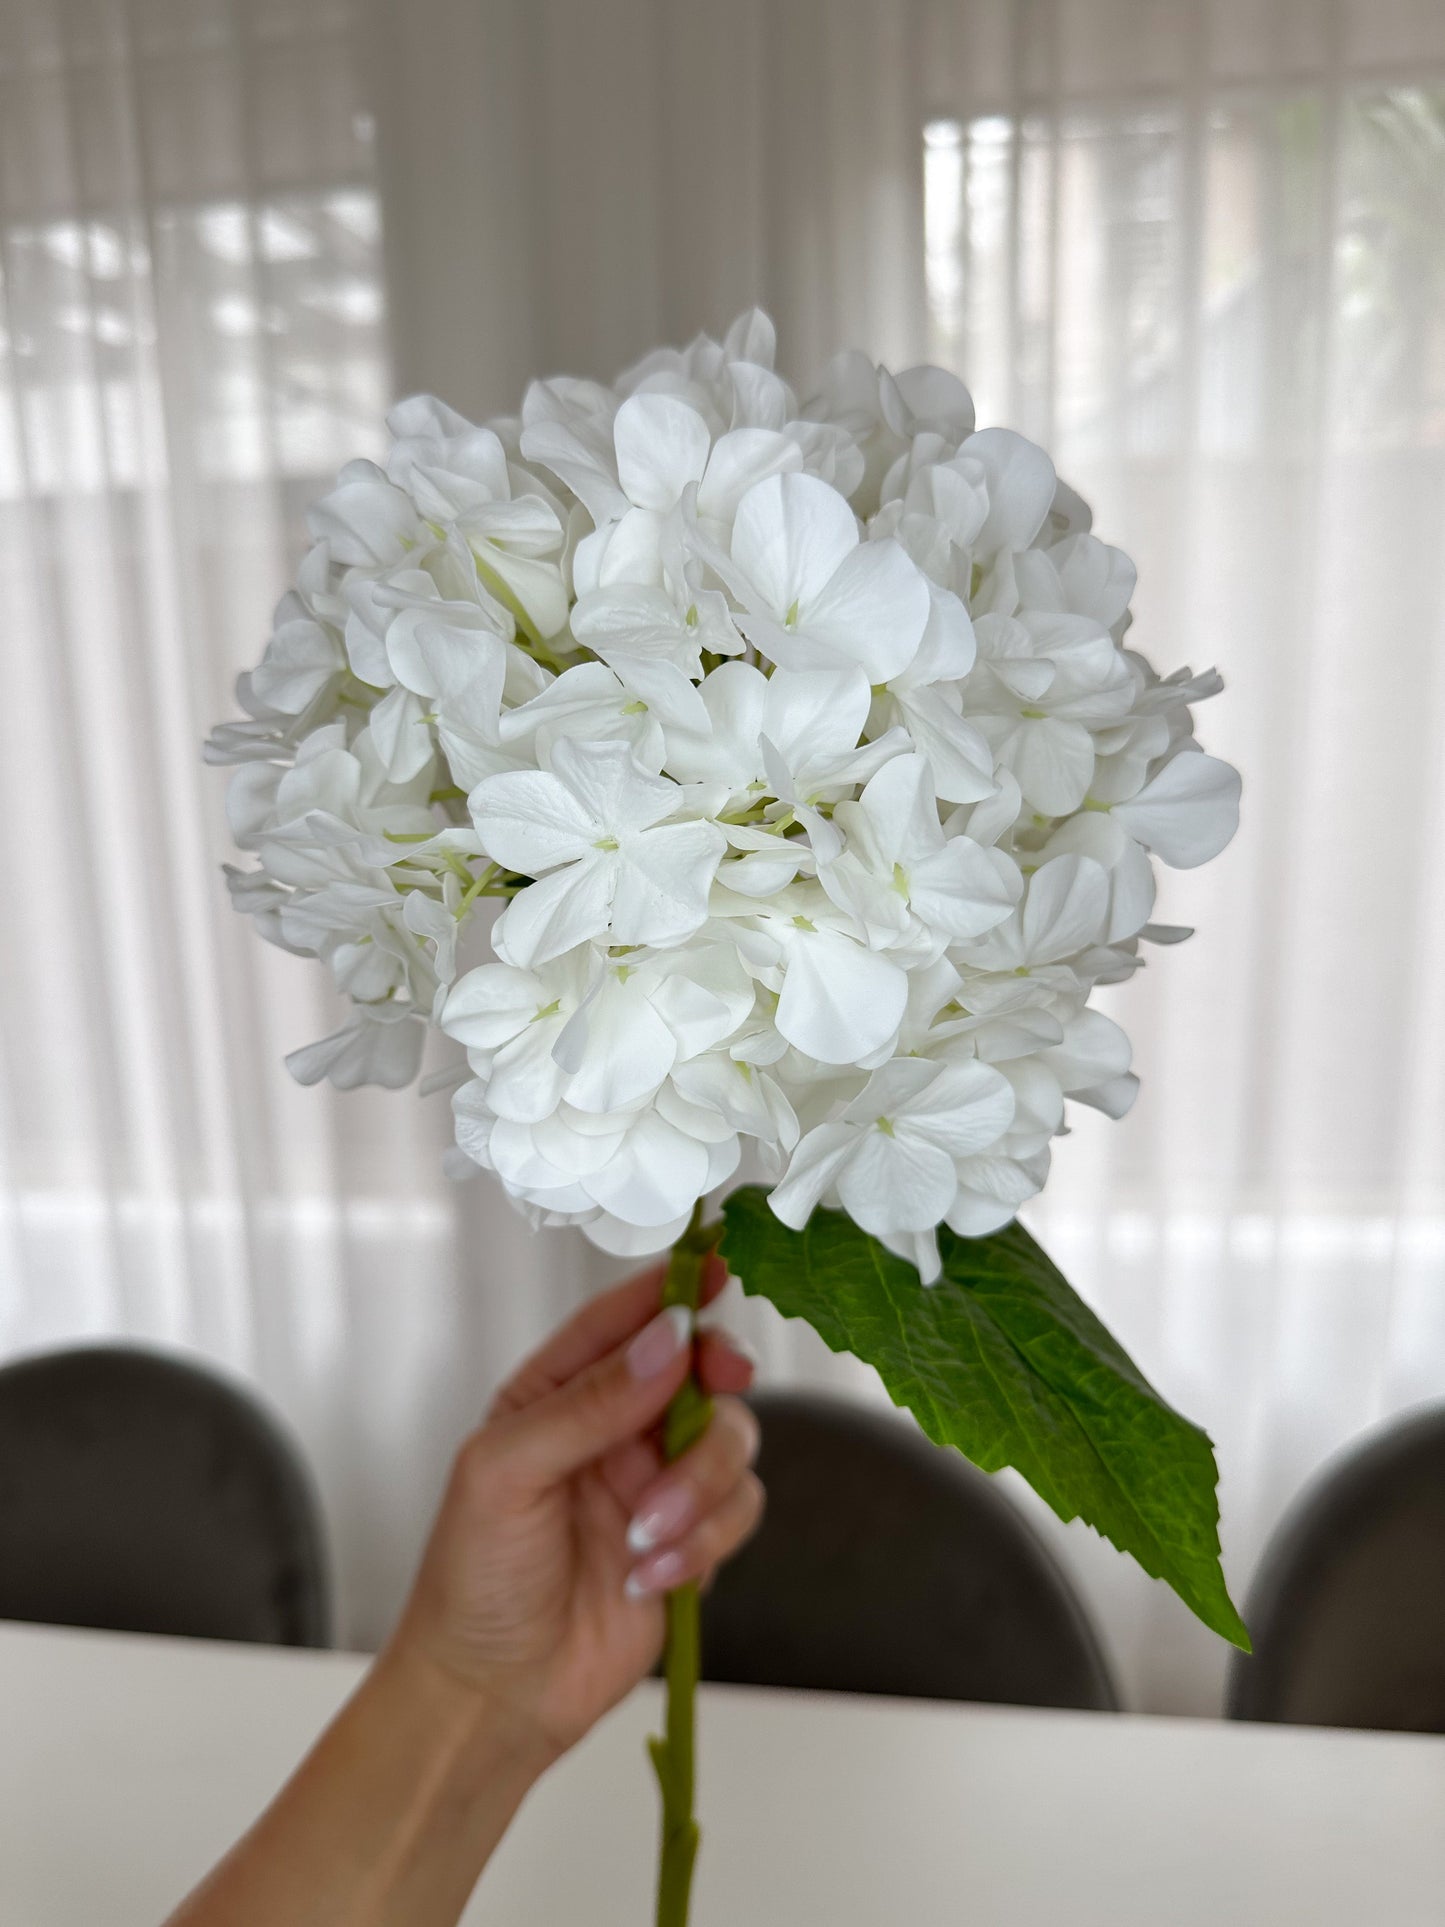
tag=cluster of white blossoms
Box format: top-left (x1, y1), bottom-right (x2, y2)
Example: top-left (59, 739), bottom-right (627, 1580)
top-left (209, 311), bottom-right (1239, 1281)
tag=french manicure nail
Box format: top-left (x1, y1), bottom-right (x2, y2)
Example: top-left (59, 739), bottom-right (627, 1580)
top-left (625, 1546), bottom-right (688, 1599)
top-left (627, 1483), bottom-right (692, 1554)
top-left (626, 1305), bottom-right (691, 1380)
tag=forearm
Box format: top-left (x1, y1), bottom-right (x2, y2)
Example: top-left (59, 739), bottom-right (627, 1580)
top-left (165, 1640), bottom-right (553, 1927)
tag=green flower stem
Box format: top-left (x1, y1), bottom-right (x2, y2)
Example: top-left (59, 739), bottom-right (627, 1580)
top-left (649, 1208), bottom-right (722, 1927)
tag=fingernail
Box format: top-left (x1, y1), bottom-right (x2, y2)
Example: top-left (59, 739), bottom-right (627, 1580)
top-left (627, 1483), bottom-right (693, 1554)
top-left (719, 1332), bottom-right (758, 1370)
top-left (626, 1305), bottom-right (691, 1380)
top-left (730, 1402), bottom-right (762, 1465)
top-left (625, 1547), bottom-right (688, 1599)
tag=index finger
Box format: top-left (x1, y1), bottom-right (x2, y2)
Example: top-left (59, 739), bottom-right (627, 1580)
top-left (490, 1250), bottom-right (729, 1419)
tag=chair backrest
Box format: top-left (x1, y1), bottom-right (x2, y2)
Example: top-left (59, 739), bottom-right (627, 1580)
top-left (701, 1390), bottom-right (1118, 1711)
top-left (1228, 1406), bottom-right (1445, 1732)
top-left (0, 1345), bottom-right (330, 1647)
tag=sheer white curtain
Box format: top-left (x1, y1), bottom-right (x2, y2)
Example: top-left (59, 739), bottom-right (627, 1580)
top-left (909, 0), bottom-right (1445, 1709)
top-left (4, 0), bottom-right (1445, 1711)
top-left (0, 0), bottom-right (598, 1650)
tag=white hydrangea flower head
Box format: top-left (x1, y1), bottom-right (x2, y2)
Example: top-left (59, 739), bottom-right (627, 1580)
top-left (209, 311), bottom-right (1240, 1283)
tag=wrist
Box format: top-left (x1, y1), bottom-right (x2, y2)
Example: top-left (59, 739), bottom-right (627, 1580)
top-left (377, 1625), bottom-right (561, 1787)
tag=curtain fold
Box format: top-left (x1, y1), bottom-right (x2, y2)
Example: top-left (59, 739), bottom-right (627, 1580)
top-left (4, 0), bottom-right (1445, 1707)
top-left (911, 0), bottom-right (1445, 1709)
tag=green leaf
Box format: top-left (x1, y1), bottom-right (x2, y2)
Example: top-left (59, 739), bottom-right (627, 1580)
top-left (720, 1186), bottom-right (1250, 1650)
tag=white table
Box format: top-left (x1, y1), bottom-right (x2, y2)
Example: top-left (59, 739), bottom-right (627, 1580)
top-left (2, 1620), bottom-right (1442, 1926)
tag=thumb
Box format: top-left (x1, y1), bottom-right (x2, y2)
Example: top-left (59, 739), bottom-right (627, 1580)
top-left (495, 1305), bottom-right (694, 1490)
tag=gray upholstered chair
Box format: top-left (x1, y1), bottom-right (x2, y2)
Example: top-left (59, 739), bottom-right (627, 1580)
top-left (702, 1389), bottom-right (1118, 1711)
top-left (1228, 1406), bottom-right (1445, 1732)
top-left (0, 1345), bottom-right (330, 1646)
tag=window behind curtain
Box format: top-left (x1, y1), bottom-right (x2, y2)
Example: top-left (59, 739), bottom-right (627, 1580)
top-left (917, 0), bottom-right (1445, 1710)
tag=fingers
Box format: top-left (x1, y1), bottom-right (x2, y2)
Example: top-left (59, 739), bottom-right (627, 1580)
top-left (696, 1252), bottom-right (730, 1311)
top-left (491, 1253), bottom-right (730, 1420)
top-left (625, 1470), bottom-right (766, 1600)
top-left (624, 1397), bottom-right (760, 1561)
top-left (695, 1326), bottom-right (755, 1397)
top-left (489, 1304), bottom-right (696, 1492)
top-left (596, 1337), bottom-right (756, 1515)
top-left (596, 1434), bottom-right (663, 1515)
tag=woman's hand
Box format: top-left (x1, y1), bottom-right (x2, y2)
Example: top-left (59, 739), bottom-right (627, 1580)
top-left (390, 1257), bottom-right (764, 1766)
top-left (168, 1260), bottom-right (762, 1927)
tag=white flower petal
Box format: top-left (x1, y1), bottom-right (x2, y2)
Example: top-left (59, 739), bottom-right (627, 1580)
top-left (768, 1120), bottom-right (858, 1229)
top-left (702, 1133), bottom-right (742, 1192)
top-left (963, 427), bottom-right (1056, 555)
top-left (836, 1129), bottom-right (958, 1234)
top-left (946, 1185), bottom-right (1026, 1237)
top-left (649, 953), bottom-right (753, 1058)
top-left (306, 466), bottom-right (417, 566)
top-left (724, 845), bottom-right (811, 896)
top-left (440, 963), bottom-right (544, 1050)
top-left (801, 537), bottom-right (930, 682)
top-left (997, 716), bottom-right (1095, 815)
top-left (1049, 531), bottom-right (1136, 628)
top-left (763, 667), bottom-right (872, 775)
top-left (897, 687), bottom-right (996, 803)
top-left (902, 1058), bottom-right (1016, 1157)
top-left (1019, 855), bottom-right (1111, 964)
top-left (731, 471), bottom-right (859, 613)
top-left (517, 415), bottom-right (627, 527)
top-left (582, 1209), bottom-right (693, 1258)
top-left (946, 1154), bottom-right (1044, 1234)
top-left (1041, 812), bottom-right (1156, 942)
top-left (610, 820), bottom-right (726, 947)
top-left (776, 927), bottom-right (908, 1064)
top-left (670, 1053), bottom-right (796, 1145)
top-left (856, 753), bottom-right (938, 863)
top-left (470, 766), bottom-right (600, 873)
top-left (285, 1006), bottom-right (424, 1091)
top-left (876, 1227), bottom-right (944, 1285)
top-left (909, 838), bottom-right (1022, 942)
top-left (563, 975), bottom-right (678, 1114)
top-left (697, 428), bottom-right (802, 523)
top-left (368, 685), bottom-right (433, 783)
top-left (1071, 1072), bottom-right (1140, 1119)
top-left (492, 858), bottom-right (617, 968)
top-left (655, 1078), bottom-right (739, 1145)
top-left (550, 736), bottom-right (680, 836)
top-left (487, 1019), bottom-right (571, 1122)
top-left (724, 307), bottom-right (778, 366)
top-left (1042, 1010), bottom-right (1132, 1094)
top-left (840, 1054), bottom-right (940, 1121)
top-left (893, 364), bottom-right (975, 435)
top-left (585, 1112), bottom-right (711, 1227)
top-left (613, 394), bottom-right (711, 510)
top-left (1111, 751), bottom-right (1241, 868)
